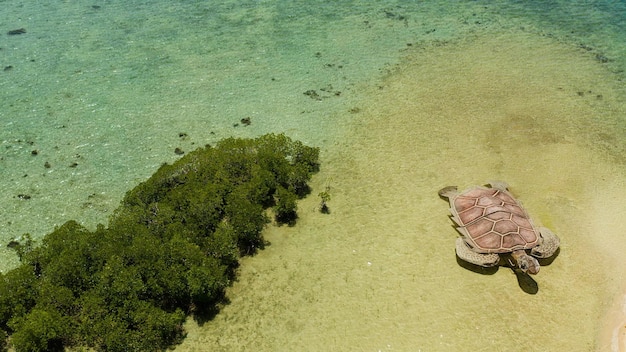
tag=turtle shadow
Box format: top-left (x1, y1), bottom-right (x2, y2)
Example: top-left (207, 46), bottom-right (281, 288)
top-left (513, 270), bottom-right (539, 294)
top-left (455, 255), bottom-right (542, 295)
top-left (513, 248), bottom-right (561, 295)
top-left (455, 255), bottom-right (499, 275)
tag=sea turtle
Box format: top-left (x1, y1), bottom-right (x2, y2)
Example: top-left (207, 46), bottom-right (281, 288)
top-left (438, 181), bottom-right (560, 275)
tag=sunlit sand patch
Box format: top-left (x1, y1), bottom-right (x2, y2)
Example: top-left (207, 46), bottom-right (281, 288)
top-left (605, 293), bottom-right (626, 352)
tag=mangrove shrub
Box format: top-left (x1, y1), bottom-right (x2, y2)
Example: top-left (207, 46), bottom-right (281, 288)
top-left (0, 134), bottom-right (319, 352)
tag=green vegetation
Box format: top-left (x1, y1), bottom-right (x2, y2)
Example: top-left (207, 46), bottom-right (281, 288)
top-left (0, 134), bottom-right (319, 352)
top-left (317, 179), bottom-right (332, 214)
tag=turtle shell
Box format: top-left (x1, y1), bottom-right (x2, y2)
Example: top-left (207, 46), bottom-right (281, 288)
top-left (447, 186), bottom-right (540, 254)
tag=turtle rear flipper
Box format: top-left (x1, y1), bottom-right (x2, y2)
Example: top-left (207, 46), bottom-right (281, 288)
top-left (487, 180), bottom-right (510, 191)
top-left (455, 238), bottom-right (499, 267)
top-left (438, 186), bottom-right (458, 199)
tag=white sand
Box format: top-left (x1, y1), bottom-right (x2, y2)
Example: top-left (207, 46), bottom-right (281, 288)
top-left (602, 292), bottom-right (626, 352)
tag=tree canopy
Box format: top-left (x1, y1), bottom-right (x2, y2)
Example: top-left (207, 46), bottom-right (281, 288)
top-left (0, 134), bottom-right (319, 352)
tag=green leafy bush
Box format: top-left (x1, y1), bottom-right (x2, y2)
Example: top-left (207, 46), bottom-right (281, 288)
top-left (8, 307), bottom-right (71, 352)
top-left (0, 134), bottom-right (318, 351)
top-left (0, 328), bottom-right (6, 352)
top-left (274, 186), bottom-right (299, 224)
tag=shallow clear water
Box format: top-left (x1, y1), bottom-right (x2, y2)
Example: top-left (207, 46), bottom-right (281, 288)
top-left (1, 1), bottom-right (625, 351)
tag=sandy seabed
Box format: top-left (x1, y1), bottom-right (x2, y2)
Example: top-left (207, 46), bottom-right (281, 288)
top-left (176, 31), bottom-right (626, 352)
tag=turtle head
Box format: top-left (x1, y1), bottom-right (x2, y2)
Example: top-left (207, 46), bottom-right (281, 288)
top-left (511, 250), bottom-right (540, 275)
top-left (518, 255), bottom-right (540, 275)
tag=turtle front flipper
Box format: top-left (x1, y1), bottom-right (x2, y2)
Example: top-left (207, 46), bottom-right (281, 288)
top-left (531, 227), bottom-right (561, 258)
top-left (455, 238), bottom-right (500, 267)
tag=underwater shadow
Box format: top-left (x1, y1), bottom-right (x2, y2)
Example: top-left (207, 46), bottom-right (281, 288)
top-left (455, 255), bottom-right (499, 275)
top-left (192, 293), bottom-right (232, 326)
top-left (513, 270), bottom-right (539, 294)
top-left (513, 247), bottom-right (561, 295)
top-left (455, 249), bottom-right (561, 295)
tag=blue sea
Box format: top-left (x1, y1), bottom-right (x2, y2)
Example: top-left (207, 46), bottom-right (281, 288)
top-left (1, 1), bottom-right (625, 351)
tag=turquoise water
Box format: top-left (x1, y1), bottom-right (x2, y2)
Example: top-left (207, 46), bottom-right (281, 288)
top-left (2, 0), bottom-right (425, 266)
top-left (1, 1), bottom-right (625, 350)
top-left (1, 1), bottom-right (624, 259)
